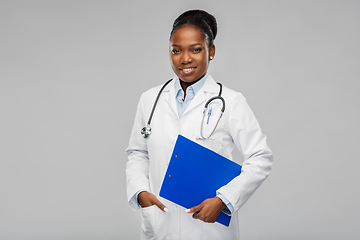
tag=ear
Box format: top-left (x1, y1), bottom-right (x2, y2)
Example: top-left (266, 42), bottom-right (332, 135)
top-left (209, 44), bottom-right (216, 60)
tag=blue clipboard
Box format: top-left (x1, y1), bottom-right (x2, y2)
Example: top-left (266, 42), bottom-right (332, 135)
top-left (159, 135), bottom-right (242, 226)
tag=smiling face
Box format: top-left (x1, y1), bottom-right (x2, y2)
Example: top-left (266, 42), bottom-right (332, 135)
top-left (170, 24), bottom-right (215, 84)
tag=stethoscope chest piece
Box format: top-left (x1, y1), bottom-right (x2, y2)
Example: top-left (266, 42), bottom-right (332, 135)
top-left (141, 124), bottom-right (152, 139)
top-left (141, 79), bottom-right (173, 139)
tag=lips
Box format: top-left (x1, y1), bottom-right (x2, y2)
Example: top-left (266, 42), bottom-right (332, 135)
top-left (179, 67), bottom-right (196, 74)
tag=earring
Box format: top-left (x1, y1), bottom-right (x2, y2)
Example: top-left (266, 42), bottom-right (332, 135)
top-left (210, 56), bottom-right (213, 60)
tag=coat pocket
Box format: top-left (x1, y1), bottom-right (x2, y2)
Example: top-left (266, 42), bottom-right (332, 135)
top-left (140, 205), bottom-right (170, 240)
top-left (141, 205), bottom-right (157, 239)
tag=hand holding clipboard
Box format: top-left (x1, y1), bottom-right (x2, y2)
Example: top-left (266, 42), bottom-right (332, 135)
top-left (159, 135), bottom-right (242, 226)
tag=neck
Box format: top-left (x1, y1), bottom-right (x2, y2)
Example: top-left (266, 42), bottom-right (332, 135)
top-left (179, 73), bottom-right (206, 92)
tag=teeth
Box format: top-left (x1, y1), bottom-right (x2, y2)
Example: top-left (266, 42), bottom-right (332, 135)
top-left (182, 68), bottom-right (195, 71)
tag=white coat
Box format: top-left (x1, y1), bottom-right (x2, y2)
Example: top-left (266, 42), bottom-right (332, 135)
top-left (126, 75), bottom-right (273, 240)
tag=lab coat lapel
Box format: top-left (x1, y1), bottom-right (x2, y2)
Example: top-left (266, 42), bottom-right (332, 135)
top-left (183, 75), bottom-right (219, 116)
top-left (163, 79), bottom-right (179, 118)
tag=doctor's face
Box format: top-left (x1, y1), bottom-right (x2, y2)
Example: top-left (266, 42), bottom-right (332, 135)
top-left (170, 24), bottom-right (215, 83)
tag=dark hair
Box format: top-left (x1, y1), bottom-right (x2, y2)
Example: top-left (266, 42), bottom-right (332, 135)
top-left (170, 9), bottom-right (217, 48)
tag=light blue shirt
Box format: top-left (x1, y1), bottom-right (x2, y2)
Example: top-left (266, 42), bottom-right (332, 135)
top-left (174, 74), bottom-right (208, 117)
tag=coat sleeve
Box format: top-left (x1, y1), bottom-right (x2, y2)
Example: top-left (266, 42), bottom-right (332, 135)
top-left (125, 93), bottom-right (151, 210)
top-left (216, 92), bottom-right (273, 212)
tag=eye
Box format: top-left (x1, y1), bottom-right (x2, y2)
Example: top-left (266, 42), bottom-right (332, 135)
top-left (171, 49), bottom-right (180, 54)
top-left (192, 48), bottom-right (203, 53)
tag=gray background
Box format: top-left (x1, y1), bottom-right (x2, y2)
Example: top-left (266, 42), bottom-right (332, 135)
top-left (1, 0), bottom-right (359, 239)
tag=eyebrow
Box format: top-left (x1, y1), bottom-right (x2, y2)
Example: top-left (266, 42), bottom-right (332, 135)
top-left (171, 43), bottom-right (204, 47)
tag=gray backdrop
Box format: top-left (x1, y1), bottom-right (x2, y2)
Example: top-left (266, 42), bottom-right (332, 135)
top-left (1, 0), bottom-right (359, 239)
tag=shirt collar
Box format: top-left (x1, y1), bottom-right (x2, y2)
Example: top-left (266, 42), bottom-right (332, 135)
top-left (174, 73), bottom-right (209, 99)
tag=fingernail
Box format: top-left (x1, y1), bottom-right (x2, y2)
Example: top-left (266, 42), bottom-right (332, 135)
top-left (164, 207), bottom-right (169, 212)
top-left (185, 209), bottom-right (191, 213)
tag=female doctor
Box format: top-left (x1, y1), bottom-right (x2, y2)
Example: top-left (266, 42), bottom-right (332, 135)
top-left (126, 10), bottom-right (273, 240)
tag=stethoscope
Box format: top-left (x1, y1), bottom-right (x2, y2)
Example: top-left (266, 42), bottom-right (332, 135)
top-left (141, 79), bottom-right (225, 139)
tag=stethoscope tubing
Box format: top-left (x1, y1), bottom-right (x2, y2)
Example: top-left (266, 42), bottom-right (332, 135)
top-left (142, 79), bottom-right (225, 139)
top-left (147, 79), bottom-right (173, 126)
top-left (200, 83), bottom-right (225, 139)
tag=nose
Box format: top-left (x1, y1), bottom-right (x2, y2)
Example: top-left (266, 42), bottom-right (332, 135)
top-left (180, 52), bottom-right (192, 64)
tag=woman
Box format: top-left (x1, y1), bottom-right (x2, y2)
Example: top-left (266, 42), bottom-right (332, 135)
top-left (126, 9), bottom-right (273, 240)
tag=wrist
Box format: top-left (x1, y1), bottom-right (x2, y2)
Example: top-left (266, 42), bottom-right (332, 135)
top-left (215, 196), bottom-right (226, 210)
top-left (137, 191), bottom-right (148, 206)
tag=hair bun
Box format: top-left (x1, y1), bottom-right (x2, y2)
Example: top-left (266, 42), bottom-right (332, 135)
top-left (194, 10), bottom-right (217, 40)
top-left (179, 10), bottom-right (217, 40)
top-left (171, 10), bottom-right (217, 44)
